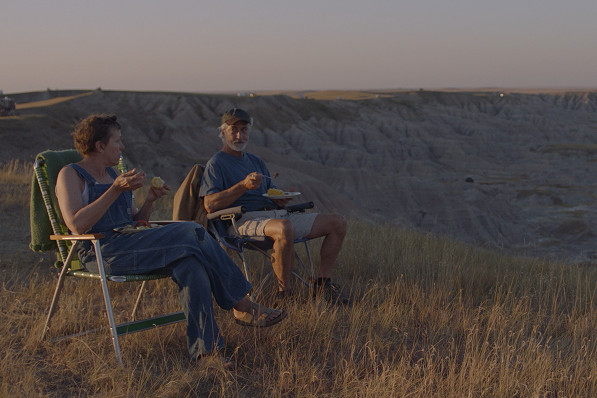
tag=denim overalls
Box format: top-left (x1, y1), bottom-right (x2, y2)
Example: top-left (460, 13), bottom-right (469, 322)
top-left (70, 164), bottom-right (252, 359)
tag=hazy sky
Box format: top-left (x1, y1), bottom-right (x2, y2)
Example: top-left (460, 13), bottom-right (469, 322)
top-left (2, 0), bottom-right (597, 94)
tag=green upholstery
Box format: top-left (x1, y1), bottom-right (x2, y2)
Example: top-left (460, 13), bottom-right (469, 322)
top-left (30, 150), bottom-right (81, 254)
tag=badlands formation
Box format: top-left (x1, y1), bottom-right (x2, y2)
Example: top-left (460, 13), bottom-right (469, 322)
top-left (2, 89), bottom-right (597, 262)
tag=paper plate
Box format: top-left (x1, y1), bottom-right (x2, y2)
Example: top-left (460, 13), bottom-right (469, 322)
top-left (262, 192), bottom-right (301, 199)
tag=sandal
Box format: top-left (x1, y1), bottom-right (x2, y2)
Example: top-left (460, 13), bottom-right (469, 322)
top-left (234, 301), bottom-right (287, 328)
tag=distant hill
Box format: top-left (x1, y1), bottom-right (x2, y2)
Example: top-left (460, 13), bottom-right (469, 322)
top-left (2, 88), bottom-right (597, 262)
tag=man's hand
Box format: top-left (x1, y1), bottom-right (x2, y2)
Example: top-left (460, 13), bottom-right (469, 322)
top-left (271, 187), bottom-right (296, 207)
top-left (242, 172), bottom-right (262, 190)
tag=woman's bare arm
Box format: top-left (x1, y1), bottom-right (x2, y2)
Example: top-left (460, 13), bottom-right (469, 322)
top-left (55, 166), bottom-right (144, 234)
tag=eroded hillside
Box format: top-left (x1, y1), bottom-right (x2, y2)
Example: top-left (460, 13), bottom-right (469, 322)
top-left (2, 89), bottom-right (596, 261)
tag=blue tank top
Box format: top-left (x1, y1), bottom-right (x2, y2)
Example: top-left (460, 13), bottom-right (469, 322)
top-left (70, 164), bottom-right (134, 233)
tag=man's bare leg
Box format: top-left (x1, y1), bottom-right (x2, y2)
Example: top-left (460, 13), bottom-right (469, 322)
top-left (264, 219), bottom-right (295, 292)
top-left (305, 214), bottom-right (347, 278)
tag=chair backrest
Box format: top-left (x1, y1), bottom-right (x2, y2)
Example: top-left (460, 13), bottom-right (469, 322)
top-left (31, 150), bottom-right (82, 266)
top-left (172, 163), bottom-right (208, 228)
top-left (30, 149), bottom-right (129, 269)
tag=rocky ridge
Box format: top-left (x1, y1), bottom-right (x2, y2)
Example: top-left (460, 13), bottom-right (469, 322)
top-left (2, 89), bottom-right (597, 262)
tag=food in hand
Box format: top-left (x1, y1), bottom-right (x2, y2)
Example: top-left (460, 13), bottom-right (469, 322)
top-left (151, 176), bottom-right (165, 188)
top-left (267, 188), bottom-right (284, 196)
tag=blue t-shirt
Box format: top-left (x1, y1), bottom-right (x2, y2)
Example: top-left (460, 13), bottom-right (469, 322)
top-left (199, 151), bottom-right (277, 212)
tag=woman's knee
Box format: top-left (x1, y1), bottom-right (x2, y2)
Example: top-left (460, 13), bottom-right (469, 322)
top-left (169, 221), bottom-right (206, 242)
top-left (171, 256), bottom-right (210, 288)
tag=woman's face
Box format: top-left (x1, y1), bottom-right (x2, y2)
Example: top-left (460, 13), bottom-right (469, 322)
top-left (99, 128), bottom-right (124, 165)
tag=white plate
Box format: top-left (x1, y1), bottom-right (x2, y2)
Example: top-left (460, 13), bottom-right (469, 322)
top-left (113, 224), bottom-right (160, 233)
top-left (262, 191), bottom-right (301, 199)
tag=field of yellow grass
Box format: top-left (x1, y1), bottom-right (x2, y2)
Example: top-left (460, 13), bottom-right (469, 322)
top-left (14, 92), bottom-right (96, 110)
top-left (1, 159), bottom-right (596, 397)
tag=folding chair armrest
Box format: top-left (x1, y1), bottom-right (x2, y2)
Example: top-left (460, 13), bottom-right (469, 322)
top-left (50, 233), bottom-right (105, 241)
top-left (206, 205), bottom-right (246, 221)
top-left (285, 201), bottom-right (314, 213)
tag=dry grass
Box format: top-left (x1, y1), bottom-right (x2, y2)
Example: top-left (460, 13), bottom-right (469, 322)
top-left (0, 159), bottom-right (31, 207)
top-left (14, 91), bottom-right (96, 110)
top-left (1, 163), bottom-right (596, 397)
top-left (259, 90), bottom-right (395, 101)
top-left (256, 88), bottom-right (594, 101)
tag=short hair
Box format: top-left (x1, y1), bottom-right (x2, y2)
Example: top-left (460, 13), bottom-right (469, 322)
top-left (72, 114), bottom-right (121, 155)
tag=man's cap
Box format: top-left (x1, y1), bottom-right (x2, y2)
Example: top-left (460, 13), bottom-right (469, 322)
top-left (221, 108), bottom-right (251, 125)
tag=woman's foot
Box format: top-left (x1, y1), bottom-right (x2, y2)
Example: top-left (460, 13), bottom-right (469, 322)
top-left (233, 297), bottom-right (287, 328)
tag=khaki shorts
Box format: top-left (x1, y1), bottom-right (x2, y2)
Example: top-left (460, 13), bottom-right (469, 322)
top-left (232, 209), bottom-right (318, 239)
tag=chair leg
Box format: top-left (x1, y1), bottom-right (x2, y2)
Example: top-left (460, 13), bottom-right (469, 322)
top-left (93, 240), bottom-right (123, 366)
top-left (244, 244), bottom-right (278, 299)
top-left (41, 260), bottom-right (70, 340)
top-left (252, 255), bottom-right (273, 299)
top-left (131, 281), bottom-right (147, 321)
top-left (292, 241), bottom-right (315, 287)
top-left (237, 240), bottom-right (316, 299)
top-left (303, 241), bottom-right (315, 278)
top-left (238, 251), bottom-right (251, 284)
top-left (41, 242), bottom-right (81, 341)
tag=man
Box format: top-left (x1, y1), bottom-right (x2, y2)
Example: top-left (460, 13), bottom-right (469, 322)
top-left (200, 108), bottom-right (349, 305)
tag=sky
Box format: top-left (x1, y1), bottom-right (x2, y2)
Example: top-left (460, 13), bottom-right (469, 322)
top-left (2, 0), bottom-right (597, 94)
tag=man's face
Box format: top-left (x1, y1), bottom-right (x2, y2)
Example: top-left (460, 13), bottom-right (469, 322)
top-left (222, 121), bottom-right (250, 152)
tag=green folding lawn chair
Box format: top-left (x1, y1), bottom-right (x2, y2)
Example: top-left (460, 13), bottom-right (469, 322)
top-left (30, 149), bottom-right (185, 366)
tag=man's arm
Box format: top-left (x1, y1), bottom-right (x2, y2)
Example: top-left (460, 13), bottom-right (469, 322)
top-left (203, 172), bottom-right (263, 213)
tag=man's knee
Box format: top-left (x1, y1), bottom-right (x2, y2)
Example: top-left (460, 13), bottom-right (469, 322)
top-left (308, 213), bottom-right (347, 239)
top-left (265, 219), bottom-right (295, 242)
top-left (332, 214), bottom-right (347, 234)
top-left (323, 214), bottom-right (347, 235)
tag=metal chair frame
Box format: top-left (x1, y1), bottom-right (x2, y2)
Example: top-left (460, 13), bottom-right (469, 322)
top-left (206, 203), bottom-right (317, 298)
top-left (34, 151), bottom-right (185, 366)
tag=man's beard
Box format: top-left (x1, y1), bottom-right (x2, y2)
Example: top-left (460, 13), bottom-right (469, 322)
top-left (226, 138), bottom-right (248, 152)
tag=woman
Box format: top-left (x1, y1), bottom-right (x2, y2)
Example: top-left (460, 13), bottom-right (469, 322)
top-left (55, 114), bottom-right (285, 367)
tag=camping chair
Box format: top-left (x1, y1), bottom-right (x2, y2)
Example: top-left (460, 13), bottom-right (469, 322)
top-left (206, 202), bottom-right (317, 299)
top-left (172, 163), bottom-right (317, 299)
top-left (30, 150), bottom-right (185, 366)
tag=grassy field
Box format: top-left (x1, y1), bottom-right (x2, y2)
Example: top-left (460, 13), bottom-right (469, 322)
top-left (1, 160), bottom-right (596, 397)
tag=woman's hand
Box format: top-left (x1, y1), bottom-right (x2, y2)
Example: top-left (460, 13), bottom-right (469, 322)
top-left (145, 184), bottom-right (171, 203)
top-left (133, 178), bottom-right (170, 221)
top-left (113, 169), bottom-right (146, 192)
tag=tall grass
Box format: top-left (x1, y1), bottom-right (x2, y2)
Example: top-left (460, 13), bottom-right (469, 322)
top-left (0, 159), bottom-right (30, 207)
top-left (1, 162), bottom-right (596, 397)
